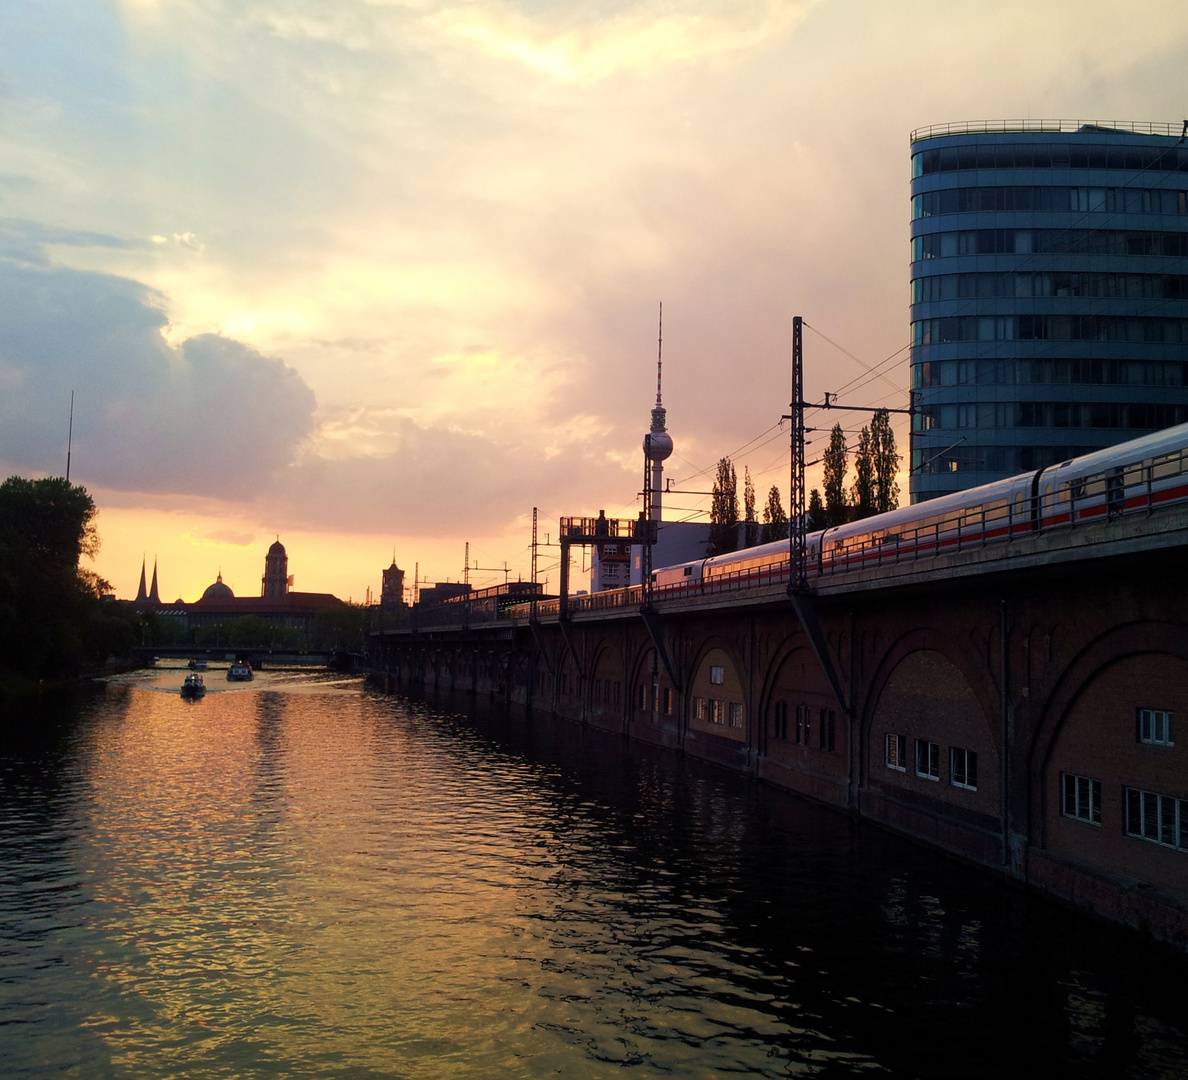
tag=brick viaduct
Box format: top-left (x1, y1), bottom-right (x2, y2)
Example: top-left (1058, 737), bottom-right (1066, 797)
top-left (370, 506), bottom-right (1188, 953)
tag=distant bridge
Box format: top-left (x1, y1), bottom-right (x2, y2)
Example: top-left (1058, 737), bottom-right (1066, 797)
top-left (369, 496), bottom-right (1188, 953)
top-left (131, 646), bottom-right (361, 671)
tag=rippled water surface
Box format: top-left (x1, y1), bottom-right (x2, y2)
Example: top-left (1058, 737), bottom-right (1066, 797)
top-left (2, 666), bottom-right (1186, 1078)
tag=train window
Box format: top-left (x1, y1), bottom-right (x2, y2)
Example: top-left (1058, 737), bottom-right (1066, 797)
top-left (683, 566), bottom-right (693, 576)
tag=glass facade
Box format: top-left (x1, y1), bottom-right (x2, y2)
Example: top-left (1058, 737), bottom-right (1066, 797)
top-left (908, 122), bottom-right (1188, 501)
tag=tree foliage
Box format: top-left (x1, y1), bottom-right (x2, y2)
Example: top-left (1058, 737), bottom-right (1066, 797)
top-left (807, 489), bottom-right (827, 532)
top-left (822, 424), bottom-right (849, 527)
top-left (742, 467), bottom-right (757, 548)
top-left (850, 425), bottom-right (875, 520)
top-left (760, 485), bottom-right (788, 543)
top-left (708, 457), bottom-right (739, 556)
top-left (871, 408), bottom-right (901, 513)
top-left (0, 475), bottom-right (127, 684)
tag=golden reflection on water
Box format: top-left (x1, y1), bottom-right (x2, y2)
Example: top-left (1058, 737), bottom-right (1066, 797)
top-left (4, 667), bottom-right (1186, 1079)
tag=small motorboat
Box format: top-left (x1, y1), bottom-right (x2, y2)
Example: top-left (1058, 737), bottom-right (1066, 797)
top-left (188, 659), bottom-right (208, 671)
top-left (181, 673), bottom-right (206, 698)
top-left (227, 661), bottom-right (253, 682)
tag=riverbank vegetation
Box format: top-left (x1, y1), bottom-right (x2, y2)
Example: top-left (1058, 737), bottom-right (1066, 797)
top-left (0, 476), bottom-right (139, 700)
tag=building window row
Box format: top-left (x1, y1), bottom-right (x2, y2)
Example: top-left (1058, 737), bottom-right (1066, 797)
top-left (885, 734), bottom-right (978, 790)
top-left (774, 703), bottom-right (836, 751)
top-left (909, 444), bottom-right (1100, 478)
top-left (912, 314), bottom-right (1188, 347)
top-left (912, 270), bottom-right (1188, 304)
top-left (912, 228), bottom-right (1188, 261)
top-left (913, 185), bottom-right (1187, 220)
top-left (914, 400), bottom-right (1188, 433)
top-left (1125, 787), bottom-right (1188, 851)
top-left (637, 683), bottom-right (675, 715)
top-left (693, 696), bottom-right (745, 729)
top-left (913, 142), bottom-right (1188, 177)
top-left (592, 677), bottom-right (621, 708)
top-left (912, 357), bottom-right (1188, 390)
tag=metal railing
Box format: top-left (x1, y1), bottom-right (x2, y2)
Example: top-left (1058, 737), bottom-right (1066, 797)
top-left (910, 119), bottom-right (1183, 143)
top-left (414, 444), bottom-right (1188, 629)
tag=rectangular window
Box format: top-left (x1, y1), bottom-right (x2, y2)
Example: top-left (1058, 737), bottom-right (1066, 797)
top-left (662, 687), bottom-right (673, 715)
top-left (819, 710), bottom-right (836, 752)
top-left (886, 733), bottom-right (907, 771)
top-left (1061, 773), bottom-right (1102, 825)
top-left (1125, 787), bottom-right (1187, 850)
top-left (693, 696), bottom-right (706, 721)
top-left (1137, 708), bottom-right (1174, 746)
top-left (728, 702), bottom-right (745, 729)
top-left (638, 683), bottom-right (648, 710)
top-left (773, 701), bottom-right (788, 740)
top-left (796, 705), bottom-right (810, 746)
top-left (950, 747), bottom-right (978, 791)
top-left (709, 665), bottom-right (725, 685)
top-left (915, 739), bottom-right (940, 780)
top-left (709, 699), bottom-right (724, 725)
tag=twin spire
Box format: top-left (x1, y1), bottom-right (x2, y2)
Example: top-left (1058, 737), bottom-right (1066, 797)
top-left (135, 555), bottom-right (161, 606)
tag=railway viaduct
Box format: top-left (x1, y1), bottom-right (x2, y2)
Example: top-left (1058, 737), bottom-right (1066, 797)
top-left (369, 505), bottom-right (1188, 952)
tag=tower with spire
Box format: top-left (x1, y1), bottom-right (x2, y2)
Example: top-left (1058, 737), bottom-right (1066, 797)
top-left (643, 303), bottom-right (673, 521)
top-left (134, 556), bottom-right (161, 608)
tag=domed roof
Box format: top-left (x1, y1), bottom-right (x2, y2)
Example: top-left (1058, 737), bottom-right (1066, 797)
top-left (201, 572), bottom-right (234, 601)
top-left (268, 539), bottom-right (286, 556)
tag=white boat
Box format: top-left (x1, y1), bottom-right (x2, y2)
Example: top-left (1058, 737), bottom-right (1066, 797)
top-left (227, 661), bottom-right (253, 682)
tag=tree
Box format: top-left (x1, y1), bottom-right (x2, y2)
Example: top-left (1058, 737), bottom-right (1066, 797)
top-left (760, 485), bottom-right (788, 543)
top-left (822, 423), bottom-right (849, 527)
top-left (850, 425), bottom-right (875, 520)
top-left (708, 457), bottom-right (739, 556)
top-left (807, 489), bottom-right (827, 532)
top-left (871, 408), bottom-right (901, 513)
top-left (0, 475), bottom-right (105, 681)
top-left (743, 466), bottom-right (758, 547)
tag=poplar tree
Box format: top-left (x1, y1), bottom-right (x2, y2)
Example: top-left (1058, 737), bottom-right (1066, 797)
top-left (760, 485), bottom-right (788, 543)
top-left (807, 489), bottom-right (826, 532)
top-left (708, 457), bottom-right (739, 555)
top-left (871, 408), bottom-right (901, 513)
top-left (822, 423), bottom-right (849, 527)
top-left (743, 466), bottom-right (757, 548)
top-left (851, 425), bottom-right (875, 520)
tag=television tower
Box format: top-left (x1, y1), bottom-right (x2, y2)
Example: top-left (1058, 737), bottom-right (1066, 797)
top-left (643, 304), bottom-right (673, 521)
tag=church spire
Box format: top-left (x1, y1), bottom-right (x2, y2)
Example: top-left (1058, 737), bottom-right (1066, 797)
top-left (135, 556), bottom-right (148, 604)
top-left (148, 558), bottom-right (160, 605)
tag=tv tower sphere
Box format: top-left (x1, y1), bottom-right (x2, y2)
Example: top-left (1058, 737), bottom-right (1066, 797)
top-left (644, 409), bottom-right (673, 460)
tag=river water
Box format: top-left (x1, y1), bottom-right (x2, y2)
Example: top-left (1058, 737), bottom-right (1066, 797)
top-left (1, 665), bottom-right (1186, 1079)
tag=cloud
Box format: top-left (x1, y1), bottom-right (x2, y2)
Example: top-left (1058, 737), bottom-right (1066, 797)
top-left (0, 257), bottom-right (317, 497)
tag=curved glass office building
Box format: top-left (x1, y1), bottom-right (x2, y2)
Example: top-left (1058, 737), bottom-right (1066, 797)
top-left (908, 120), bottom-right (1188, 502)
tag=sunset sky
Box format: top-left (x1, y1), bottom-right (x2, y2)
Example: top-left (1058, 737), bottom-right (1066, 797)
top-left (2, 0), bottom-right (1187, 603)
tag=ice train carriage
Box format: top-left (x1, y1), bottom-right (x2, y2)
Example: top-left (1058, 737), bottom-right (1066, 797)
top-left (648, 421), bottom-right (1188, 594)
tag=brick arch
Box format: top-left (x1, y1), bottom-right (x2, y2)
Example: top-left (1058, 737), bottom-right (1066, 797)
top-left (1031, 620), bottom-right (1188, 777)
top-left (758, 636), bottom-right (847, 794)
top-left (757, 628), bottom-right (813, 718)
top-left (585, 638), bottom-right (626, 724)
top-left (861, 628), bottom-right (1001, 802)
top-left (862, 627), bottom-right (1000, 745)
top-left (686, 637), bottom-right (748, 743)
top-left (1028, 620), bottom-right (1188, 860)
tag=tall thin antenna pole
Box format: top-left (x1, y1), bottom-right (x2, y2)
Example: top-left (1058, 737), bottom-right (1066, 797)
top-left (66, 390), bottom-right (74, 483)
top-left (464, 542), bottom-right (469, 585)
top-left (656, 302), bottom-right (663, 406)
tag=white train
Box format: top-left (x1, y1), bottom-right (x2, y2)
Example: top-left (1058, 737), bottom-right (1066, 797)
top-left (651, 421), bottom-right (1188, 591)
